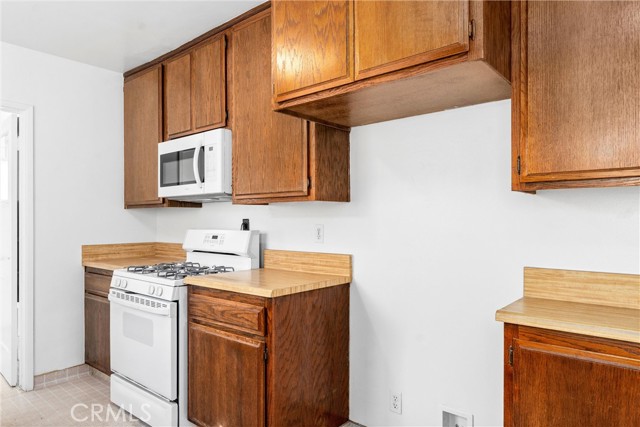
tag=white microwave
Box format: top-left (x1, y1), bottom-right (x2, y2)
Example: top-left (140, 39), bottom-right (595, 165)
top-left (158, 129), bottom-right (232, 202)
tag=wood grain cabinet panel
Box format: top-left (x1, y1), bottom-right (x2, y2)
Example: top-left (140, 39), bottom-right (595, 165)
top-left (355, 0), bottom-right (469, 80)
top-left (232, 10), bottom-right (350, 204)
top-left (124, 66), bottom-right (164, 208)
top-left (188, 285), bottom-right (349, 427)
top-left (164, 35), bottom-right (226, 140)
top-left (164, 54), bottom-right (192, 138)
top-left (272, 0), bottom-right (511, 128)
top-left (188, 323), bottom-right (265, 427)
top-left (512, 1), bottom-right (640, 190)
top-left (504, 325), bottom-right (640, 427)
top-left (272, 0), bottom-right (353, 102)
top-left (84, 269), bottom-right (112, 375)
top-left (192, 37), bottom-right (226, 131)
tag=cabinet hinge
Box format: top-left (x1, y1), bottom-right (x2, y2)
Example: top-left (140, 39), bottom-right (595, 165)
top-left (468, 20), bottom-right (475, 40)
top-left (263, 347), bottom-right (268, 362)
top-left (508, 346), bottom-right (514, 366)
top-left (516, 156), bottom-right (521, 175)
top-left (307, 177), bottom-right (311, 189)
top-left (225, 109), bottom-right (229, 121)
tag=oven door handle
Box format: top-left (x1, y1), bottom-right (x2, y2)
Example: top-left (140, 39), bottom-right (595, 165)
top-left (109, 292), bottom-right (175, 317)
top-left (193, 142), bottom-right (203, 188)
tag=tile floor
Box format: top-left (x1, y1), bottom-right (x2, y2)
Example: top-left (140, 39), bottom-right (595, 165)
top-left (0, 373), bottom-right (144, 427)
top-left (1, 372), bottom-right (362, 427)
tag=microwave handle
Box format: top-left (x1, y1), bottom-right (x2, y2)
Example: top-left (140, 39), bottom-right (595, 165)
top-left (193, 142), bottom-right (203, 188)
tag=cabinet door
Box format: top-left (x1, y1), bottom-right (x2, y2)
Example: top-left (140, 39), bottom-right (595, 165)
top-left (509, 332), bottom-right (640, 426)
top-left (84, 293), bottom-right (110, 375)
top-left (192, 36), bottom-right (226, 132)
top-left (272, 0), bottom-right (353, 102)
top-left (188, 322), bottom-right (265, 427)
top-left (164, 53), bottom-right (192, 139)
top-left (355, 0), bottom-right (469, 80)
top-left (124, 66), bottom-right (163, 207)
top-left (513, 1), bottom-right (640, 189)
top-left (233, 11), bottom-right (309, 200)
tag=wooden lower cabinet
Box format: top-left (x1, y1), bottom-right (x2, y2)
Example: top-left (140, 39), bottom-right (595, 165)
top-left (189, 324), bottom-right (266, 427)
top-left (504, 324), bottom-right (640, 427)
top-left (84, 269), bottom-right (112, 375)
top-left (188, 285), bottom-right (349, 427)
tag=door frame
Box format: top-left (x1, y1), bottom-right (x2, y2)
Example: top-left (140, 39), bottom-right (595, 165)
top-left (1, 100), bottom-right (34, 391)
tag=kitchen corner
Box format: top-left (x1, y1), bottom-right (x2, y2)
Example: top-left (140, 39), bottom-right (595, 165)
top-left (81, 234), bottom-right (352, 427)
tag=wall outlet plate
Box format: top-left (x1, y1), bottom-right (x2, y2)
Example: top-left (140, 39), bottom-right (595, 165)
top-left (314, 224), bottom-right (324, 243)
top-left (440, 405), bottom-right (473, 427)
top-left (390, 391), bottom-right (402, 414)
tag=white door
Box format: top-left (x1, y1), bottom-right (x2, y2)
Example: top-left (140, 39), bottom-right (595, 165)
top-left (0, 112), bottom-right (18, 386)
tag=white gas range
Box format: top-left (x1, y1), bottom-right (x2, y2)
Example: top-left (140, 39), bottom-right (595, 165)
top-left (108, 229), bottom-right (259, 426)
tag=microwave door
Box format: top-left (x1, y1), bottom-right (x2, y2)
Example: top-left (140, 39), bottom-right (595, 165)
top-left (158, 147), bottom-right (204, 198)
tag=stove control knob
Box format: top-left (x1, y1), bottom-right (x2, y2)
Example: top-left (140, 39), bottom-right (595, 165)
top-left (156, 287), bottom-right (163, 297)
top-left (149, 285), bottom-right (155, 295)
top-left (121, 280), bottom-right (128, 289)
top-left (114, 279), bottom-right (121, 287)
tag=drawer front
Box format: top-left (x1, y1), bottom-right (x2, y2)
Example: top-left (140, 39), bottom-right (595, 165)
top-left (85, 272), bottom-right (112, 297)
top-left (189, 293), bottom-right (266, 336)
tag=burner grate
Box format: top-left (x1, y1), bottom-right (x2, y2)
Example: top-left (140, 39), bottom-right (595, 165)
top-left (126, 262), bottom-right (235, 279)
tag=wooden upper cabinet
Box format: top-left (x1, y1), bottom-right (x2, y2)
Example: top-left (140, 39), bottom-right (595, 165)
top-left (164, 35), bottom-right (226, 140)
top-left (512, 1), bottom-right (640, 191)
top-left (272, 0), bottom-right (353, 102)
top-left (272, 0), bottom-right (511, 128)
top-left (354, 0), bottom-right (469, 80)
top-left (233, 12), bottom-right (308, 199)
top-left (124, 66), bottom-right (163, 207)
top-left (164, 54), bottom-right (192, 138)
top-left (233, 10), bottom-right (350, 204)
top-left (192, 37), bottom-right (226, 131)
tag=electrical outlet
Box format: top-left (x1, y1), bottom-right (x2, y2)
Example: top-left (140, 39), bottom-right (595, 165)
top-left (441, 406), bottom-right (473, 427)
top-left (314, 224), bottom-right (324, 243)
top-left (390, 391), bottom-right (402, 414)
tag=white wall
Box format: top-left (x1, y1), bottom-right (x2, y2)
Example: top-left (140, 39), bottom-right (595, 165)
top-left (155, 100), bottom-right (640, 426)
top-left (1, 42), bottom-right (157, 375)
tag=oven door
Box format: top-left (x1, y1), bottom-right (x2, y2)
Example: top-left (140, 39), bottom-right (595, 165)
top-left (109, 290), bottom-right (178, 401)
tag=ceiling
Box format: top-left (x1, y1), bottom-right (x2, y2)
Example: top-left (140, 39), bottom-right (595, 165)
top-left (1, 1), bottom-right (263, 73)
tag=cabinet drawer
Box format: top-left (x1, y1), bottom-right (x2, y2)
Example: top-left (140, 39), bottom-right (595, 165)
top-left (189, 294), bottom-right (266, 336)
top-left (85, 272), bottom-right (112, 297)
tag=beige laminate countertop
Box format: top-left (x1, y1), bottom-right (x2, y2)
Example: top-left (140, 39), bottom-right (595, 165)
top-left (496, 267), bottom-right (640, 344)
top-left (496, 297), bottom-right (640, 344)
top-left (81, 242), bottom-right (185, 271)
top-left (82, 246), bottom-right (353, 298)
top-left (184, 268), bottom-right (351, 298)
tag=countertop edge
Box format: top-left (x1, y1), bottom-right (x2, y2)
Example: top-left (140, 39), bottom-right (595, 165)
top-left (185, 273), bottom-right (351, 298)
top-left (496, 298), bottom-right (640, 344)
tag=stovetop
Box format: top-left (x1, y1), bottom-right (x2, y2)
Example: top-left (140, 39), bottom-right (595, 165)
top-left (125, 262), bottom-right (235, 280)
